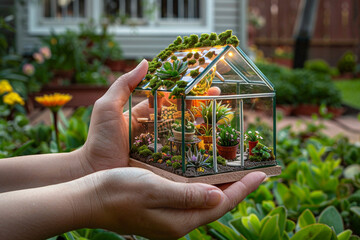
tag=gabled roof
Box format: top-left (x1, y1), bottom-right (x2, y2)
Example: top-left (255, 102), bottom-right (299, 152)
top-left (136, 45), bottom-right (275, 94)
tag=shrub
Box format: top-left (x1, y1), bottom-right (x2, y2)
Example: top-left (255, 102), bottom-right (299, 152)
top-left (139, 147), bottom-right (152, 157)
top-left (305, 59), bottom-right (332, 75)
top-left (152, 152), bottom-right (162, 161)
top-left (206, 155), bottom-right (226, 166)
top-left (161, 145), bottom-right (170, 154)
top-left (337, 51), bottom-right (357, 74)
top-left (166, 160), bottom-right (172, 166)
top-left (171, 155), bottom-right (182, 163)
top-left (172, 162), bottom-right (181, 169)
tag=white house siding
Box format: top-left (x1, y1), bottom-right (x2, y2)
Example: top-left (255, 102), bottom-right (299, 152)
top-left (16, 0), bottom-right (247, 59)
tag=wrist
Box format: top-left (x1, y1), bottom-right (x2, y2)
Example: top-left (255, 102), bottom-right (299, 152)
top-left (73, 147), bottom-right (96, 176)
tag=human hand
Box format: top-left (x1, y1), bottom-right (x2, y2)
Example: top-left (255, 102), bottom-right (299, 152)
top-left (79, 168), bottom-right (266, 239)
top-left (79, 60), bottom-right (151, 172)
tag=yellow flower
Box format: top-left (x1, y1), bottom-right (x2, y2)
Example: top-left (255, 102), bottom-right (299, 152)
top-left (0, 80), bottom-right (13, 95)
top-left (3, 92), bottom-right (24, 106)
top-left (197, 167), bottom-right (205, 172)
top-left (50, 38), bottom-right (57, 45)
top-left (107, 41), bottom-right (115, 48)
top-left (35, 93), bottom-right (72, 109)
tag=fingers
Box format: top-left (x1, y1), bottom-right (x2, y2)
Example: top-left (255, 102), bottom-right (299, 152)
top-left (98, 59), bottom-right (148, 108)
top-left (150, 181), bottom-right (224, 209)
top-left (222, 172), bottom-right (266, 210)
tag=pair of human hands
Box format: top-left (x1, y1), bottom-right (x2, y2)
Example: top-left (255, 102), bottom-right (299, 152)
top-left (75, 60), bottom-right (266, 239)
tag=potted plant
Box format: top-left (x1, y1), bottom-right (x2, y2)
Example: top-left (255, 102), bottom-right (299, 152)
top-left (245, 130), bottom-right (263, 156)
top-left (147, 91), bottom-right (165, 110)
top-left (200, 101), bottom-right (233, 131)
top-left (171, 119), bottom-right (195, 142)
top-left (216, 124), bottom-right (240, 160)
top-left (249, 143), bottom-right (275, 162)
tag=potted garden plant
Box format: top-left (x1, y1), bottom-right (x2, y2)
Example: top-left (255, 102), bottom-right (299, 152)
top-left (171, 119), bottom-right (195, 142)
top-left (216, 124), bottom-right (240, 160)
top-left (147, 91), bottom-right (165, 110)
top-left (200, 101), bottom-right (233, 132)
top-left (245, 130), bottom-right (263, 156)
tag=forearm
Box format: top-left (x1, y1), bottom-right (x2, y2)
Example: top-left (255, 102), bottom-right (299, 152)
top-left (0, 148), bottom-right (93, 193)
top-left (0, 177), bottom-right (93, 240)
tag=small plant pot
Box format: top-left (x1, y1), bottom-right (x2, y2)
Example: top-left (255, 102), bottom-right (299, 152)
top-left (198, 135), bottom-right (213, 144)
top-left (176, 98), bottom-right (193, 111)
top-left (148, 95), bottom-right (164, 112)
top-left (216, 144), bottom-right (239, 160)
top-left (248, 141), bottom-right (259, 156)
top-left (173, 130), bottom-right (195, 142)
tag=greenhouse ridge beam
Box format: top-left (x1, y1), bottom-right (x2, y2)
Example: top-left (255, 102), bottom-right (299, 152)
top-left (185, 92), bottom-right (275, 100)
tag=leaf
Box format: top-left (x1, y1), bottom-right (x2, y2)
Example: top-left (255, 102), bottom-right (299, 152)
top-left (318, 206), bottom-right (344, 234)
top-left (307, 144), bottom-right (322, 165)
top-left (291, 224), bottom-right (333, 240)
top-left (217, 212), bottom-right (234, 228)
top-left (11, 140), bottom-right (34, 157)
top-left (286, 220), bottom-right (296, 232)
top-left (337, 230), bottom-right (352, 240)
top-left (259, 215), bottom-right (281, 240)
top-left (230, 217), bottom-right (257, 240)
top-left (298, 209), bottom-right (316, 229)
top-left (92, 232), bottom-right (126, 240)
top-left (207, 221), bottom-right (240, 240)
top-left (188, 228), bottom-right (209, 240)
top-left (268, 207), bottom-right (287, 234)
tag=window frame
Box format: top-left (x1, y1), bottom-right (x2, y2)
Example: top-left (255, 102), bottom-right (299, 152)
top-left (28, 0), bottom-right (214, 35)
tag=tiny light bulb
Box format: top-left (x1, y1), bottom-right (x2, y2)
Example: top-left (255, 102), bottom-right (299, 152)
top-left (228, 52), bottom-right (233, 57)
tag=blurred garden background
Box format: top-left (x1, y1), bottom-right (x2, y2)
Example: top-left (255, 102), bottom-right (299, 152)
top-left (0, 0), bottom-right (360, 239)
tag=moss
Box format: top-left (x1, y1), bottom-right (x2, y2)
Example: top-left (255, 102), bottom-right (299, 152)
top-left (188, 59), bottom-right (197, 65)
top-left (183, 36), bottom-right (190, 45)
top-left (160, 55), bottom-right (168, 61)
top-left (200, 33), bottom-right (209, 41)
top-left (173, 36), bottom-right (182, 45)
top-left (172, 155), bottom-right (182, 162)
top-left (138, 145), bottom-right (148, 151)
top-left (139, 148), bottom-right (152, 157)
top-left (194, 52), bottom-right (200, 59)
top-left (198, 57), bottom-right (205, 65)
top-left (172, 162), bottom-right (181, 169)
top-left (149, 78), bottom-right (159, 88)
top-left (186, 52), bottom-right (193, 58)
top-left (161, 145), bottom-right (170, 153)
top-left (148, 67), bottom-right (156, 73)
top-left (155, 62), bottom-right (162, 68)
top-left (145, 74), bottom-right (153, 80)
top-left (152, 57), bottom-right (159, 62)
top-left (152, 152), bottom-right (162, 161)
top-left (195, 42), bottom-right (203, 48)
top-left (171, 55), bottom-right (178, 61)
top-left (226, 35), bottom-right (239, 47)
top-left (169, 86), bottom-right (185, 99)
top-left (205, 51), bottom-right (214, 59)
top-left (219, 30), bottom-right (232, 41)
top-left (176, 80), bottom-right (188, 88)
top-left (202, 39), bottom-right (212, 47)
top-left (190, 68), bottom-right (200, 78)
top-left (206, 155), bottom-right (226, 166)
top-left (188, 34), bottom-right (199, 47)
top-left (163, 80), bottom-right (175, 89)
top-left (209, 32), bottom-right (217, 40)
top-left (182, 57), bottom-right (188, 62)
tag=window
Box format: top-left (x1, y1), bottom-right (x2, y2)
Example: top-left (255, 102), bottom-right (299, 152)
top-left (28, 0), bottom-right (213, 34)
top-left (42, 0), bottom-right (87, 19)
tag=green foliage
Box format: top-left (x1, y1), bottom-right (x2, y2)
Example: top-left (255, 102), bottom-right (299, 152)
top-left (337, 51), bottom-right (357, 74)
top-left (249, 143), bottom-right (275, 161)
top-left (172, 119), bottom-right (195, 133)
top-left (172, 161), bottom-right (181, 169)
top-left (206, 155), bottom-right (227, 166)
top-left (152, 152), bottom-right (162, 161)
top-left (200, 101), bottom-right (233, 125)
top-left (161, 145), bottom-right (170, 154)
top-left (216, 125), bottom-right (239, 147)
top-left (190, 68), bottom-right (200, 78)
top-left (156, 60), bottom-right (188, 81)
top-left (139, 148), bottom-right (152, 157)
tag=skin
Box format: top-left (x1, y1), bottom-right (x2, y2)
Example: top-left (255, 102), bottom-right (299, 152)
top-left (0, 60), bottom-right (266, 240)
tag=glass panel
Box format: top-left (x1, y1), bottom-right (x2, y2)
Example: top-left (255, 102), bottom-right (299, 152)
top-left (243, 97), bottom-right (276, 169)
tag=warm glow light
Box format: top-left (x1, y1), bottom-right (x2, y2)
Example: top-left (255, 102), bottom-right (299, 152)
top-left (228, 52), bottom-right (233, 57)
top-left (220, 56), bottom-right (225, 61)
top-left (192, 49), bottom-right (198, 53)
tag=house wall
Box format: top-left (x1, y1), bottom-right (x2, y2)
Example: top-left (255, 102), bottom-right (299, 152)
top-left (15, 0), bottom-right (247, 59)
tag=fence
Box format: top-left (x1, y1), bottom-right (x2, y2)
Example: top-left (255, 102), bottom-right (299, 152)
top-left (249, 0), bottom-right (360, 66)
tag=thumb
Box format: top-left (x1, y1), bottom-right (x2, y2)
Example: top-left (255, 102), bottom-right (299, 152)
top-left (100, 59), bottom-right (148, 107)
top-left (152, 182), bottom-right (224, 209)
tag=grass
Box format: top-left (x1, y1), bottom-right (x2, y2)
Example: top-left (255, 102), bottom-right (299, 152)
top-left (334, 79), bottom-right (360, 109)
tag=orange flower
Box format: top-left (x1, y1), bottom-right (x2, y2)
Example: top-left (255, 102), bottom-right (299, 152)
top-left (35, 93), bottom-right (72, 111)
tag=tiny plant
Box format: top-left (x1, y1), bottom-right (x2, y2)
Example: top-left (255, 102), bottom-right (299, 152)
top-left (245, 130), bottom-right (263, 142)
top-left (217, 125), bottom-right (240, 147)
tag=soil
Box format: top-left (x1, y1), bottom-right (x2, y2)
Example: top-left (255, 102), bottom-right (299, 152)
top-left (131, 152), bottom-right (277, 178)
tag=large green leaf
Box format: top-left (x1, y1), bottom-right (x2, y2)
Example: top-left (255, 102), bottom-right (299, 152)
top-left (207, 221), bottom-right (240, 240)
top-left (230, 217), bottom-right (257, 240)
top-left (298, 209), bottom-right (316, 229)
top-left (291, 224), bottom-right (333, 240)
top-left (259, 215), bottom-right (281, 240)
top-left (92, 232), bottom-right (126, 240)
top-left (337, 230), bottom-right (352, 240)
top-left (318, 206), bottom-right (344, 234)
top-left (268, 207), bottom-right (287, 234)
top-left (188, 228), bottom-right (211, 240)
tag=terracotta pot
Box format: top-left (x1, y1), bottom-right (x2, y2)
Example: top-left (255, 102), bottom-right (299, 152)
top-left (248, 140), bottom-right (259, 156)
top-left (272, 58), bottom-right (293, 68)
top-left (277, 105), bottom-right (293, 116)
top-left (198, 135), bottom-right (213, 144)
top-left (148, 95), bottom-right (164, 111)
top-left (105, 59), bottom-right (127, 72)
top-left (176, 98), bottom-right (193, 111)
top-left (216, 144), bottom-right (239, 160)
top-left (173, 130), bottom-right (195, 142)
top-left (293, 104), bottom-right (319, 116)
top-left (328, 107), bottom-right (345, 118)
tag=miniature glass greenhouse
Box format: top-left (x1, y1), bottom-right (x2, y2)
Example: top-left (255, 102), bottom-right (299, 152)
top-left (128, 31), bottom-right (281, 184)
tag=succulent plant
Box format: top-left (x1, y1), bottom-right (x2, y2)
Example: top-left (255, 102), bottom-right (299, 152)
top-left (155, 60), bottom-right (188, 81)
top-left (186, 147), bottom-right (210, 168)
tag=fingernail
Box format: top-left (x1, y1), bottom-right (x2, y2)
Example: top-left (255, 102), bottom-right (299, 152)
top-left (206, 190), bottom-right (222, 207)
